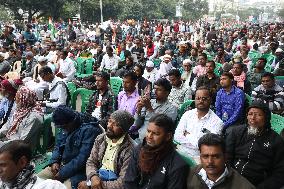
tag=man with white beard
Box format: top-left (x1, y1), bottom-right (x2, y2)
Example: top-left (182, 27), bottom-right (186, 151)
top-left (225, 101), bottom-right (284, 189)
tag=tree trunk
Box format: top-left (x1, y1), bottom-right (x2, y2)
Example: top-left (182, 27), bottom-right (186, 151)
top-left (28, 9), bottom-right (32, 23)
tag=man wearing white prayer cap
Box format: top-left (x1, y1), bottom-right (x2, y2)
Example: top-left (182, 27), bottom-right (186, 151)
top-left (142, 61), bottom-right (160, 84)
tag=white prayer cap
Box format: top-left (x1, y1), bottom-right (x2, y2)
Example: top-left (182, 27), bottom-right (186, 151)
top-left (146, 61), bottom-right (154, 67)
top-left (183, 59), bottom-right (193, 65)
top-left (38, 56), bottom-right (47, 62)
top-left (276, 48), bottom-right (283, 53)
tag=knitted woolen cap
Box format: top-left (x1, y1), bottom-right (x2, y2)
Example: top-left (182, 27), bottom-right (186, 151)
top-left (52, 105), bottom-right (77, 126)
top-left (110, 110), bottom-right (134, 133)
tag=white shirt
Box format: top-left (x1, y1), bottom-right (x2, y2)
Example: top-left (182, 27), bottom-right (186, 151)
top-left (0, 177), bottom-right (67, 189)
top-left (100, 54), bottom-right (120, 71)
top-left (142, 68), bottom-right (160, 83)
top-left (87, 30), bottom-right (96, 41)
top-left (45, 77), bottom-right (68, 108)
top-left (174, 109), bottom-right (223, 156)
top-left (198, 167), bottom-right (229, 189)
top-left (46, 50), bottom-right (57, 62)
top-left (58, 57), bottom-right (76, 82)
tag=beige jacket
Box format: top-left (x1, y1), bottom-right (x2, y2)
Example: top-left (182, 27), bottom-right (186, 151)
top-left (86, 133), bottom-right (134, 189)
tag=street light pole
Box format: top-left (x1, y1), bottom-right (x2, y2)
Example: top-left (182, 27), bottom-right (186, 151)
top-left (100, 0), bottom-right (103, 24)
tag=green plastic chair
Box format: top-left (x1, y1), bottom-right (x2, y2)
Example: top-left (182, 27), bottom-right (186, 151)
top-left (275, 76), bottom-right (284, 80)
top-left (214, 63), bottom-right (222, 76)
top-left (264, 63), bottom-right (272, 72)
top-left (75, 57), bottom-right (86, 75)
top-left (110, 77), bottom-right (123, 96)
top-left (67, 82), bottom-right (77, 101)
top-left (72, 88), bottom-right (94, 112)
top-left (270, 113), bottom-right (284, 134)
top-left (153, 59), bottom-right (161, 68)
top-left (248, 51), bottom-right (261, 60)
top-left (207, 55), bottom-right (213, 61)
top-left (178, 100), bottom-right (195, 122)
top-left (34, 152), bottom-right (52, 173)
top-left (245, 93), bottom-right (252, 105)
top-left (261, 54), bottom-right (275, 65)
top-left (177, 151), bottom-right (197, 167)
top-left (85, 58), bottom-right (94, 74)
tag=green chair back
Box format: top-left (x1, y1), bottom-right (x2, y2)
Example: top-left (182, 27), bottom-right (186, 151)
top-left (264, 63), bottom-right (272, 72)
top-left (34, 152), bottom-right (52, 173)
top-left (153, 59), bottom-right (162, 68)
top-left (275, 76), bottom-right (284, 80)
top-left (85, 58), bottom-right (95, 74)
top-left (178, 100), bottom-right (195, 122)
top-left (72, 88), bottom-right (94, 112)
top-left (177, 151), bottom-right (197, 167)
top-left (110, 77), bottom-right (123, 96)
top-left (270, 113), bottom-right (284, 134)
top-left (75, 57), bottom-right (86, 75)
top-left (67, 82), bottom-right (77, 102)
top-left (214, 63), bottom-right (222, 76)
top-left (245, 93), bottom-right (252, 105)
top-left (261, 54), bottom-right (275, 65)
top-left (248, 51), bottom-right (261, 60)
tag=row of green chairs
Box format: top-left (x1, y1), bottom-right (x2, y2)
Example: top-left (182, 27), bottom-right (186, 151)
top-left (271, 113), bottom-right (284, 134)
top-left (74, 57), bottom-right (95, 78)
top-left (66, 77), bottom-right (123, 113)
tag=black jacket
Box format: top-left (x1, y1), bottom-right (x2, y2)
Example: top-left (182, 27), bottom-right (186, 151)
top-left (226, 124), bottom-right (284, 189)
top-left (124, 144), bottom-right (189, 189)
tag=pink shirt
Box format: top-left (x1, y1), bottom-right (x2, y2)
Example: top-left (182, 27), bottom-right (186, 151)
top-left (193, 65), bottom-right (206, 77)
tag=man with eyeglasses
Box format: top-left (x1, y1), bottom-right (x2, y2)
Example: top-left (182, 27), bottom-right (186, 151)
top-left (174, 87), bottom-right (223, 163)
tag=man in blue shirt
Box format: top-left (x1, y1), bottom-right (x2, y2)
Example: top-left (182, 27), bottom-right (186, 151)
top-left (23, 24), bottom-right (36, 45)
top-left (215, 72), bottom-right (245, 130)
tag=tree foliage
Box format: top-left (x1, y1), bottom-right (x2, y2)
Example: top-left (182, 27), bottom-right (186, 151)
top-left (0, 0), bottom-right (209, 22)
top-left (277, 8), bottom-right (284, 18)
top-left (182, 0), bottom-right (209, 20)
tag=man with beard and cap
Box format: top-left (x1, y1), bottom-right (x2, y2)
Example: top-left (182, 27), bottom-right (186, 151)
top-left (187, 133), bottom-right (255, 189)
top-left (124, 114), bottom-right (189, 189)
top-left (78, 110), bottom-right (135, 189)
top-left (38, 105), bottom-right (102, 189)
top-left (225, 101), bottom-right (284, 189)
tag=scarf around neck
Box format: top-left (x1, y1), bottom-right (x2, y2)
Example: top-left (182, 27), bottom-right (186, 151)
top-left (4, 164), bottom-right (37, 189)
top-left (138, 140), bottom-right (174, 175)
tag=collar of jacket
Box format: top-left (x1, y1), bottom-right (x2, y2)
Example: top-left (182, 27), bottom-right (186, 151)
top-left (193, 165), bottom-right (234, 188)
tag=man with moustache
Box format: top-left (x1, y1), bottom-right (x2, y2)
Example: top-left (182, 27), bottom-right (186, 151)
top-left (174, 87), bottom-right (223, 162)
top-left (78, 110), bottom-right (135, 189)
top-left (187, 133), bottom-right (255, 189)
top-left (225, 101), bottom-right (284, 189)
top-left (124, 114), bottom-right (189, 189)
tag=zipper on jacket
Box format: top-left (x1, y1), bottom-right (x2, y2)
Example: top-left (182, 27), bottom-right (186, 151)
top-left (241, 138), bottom-right (255, 175)
top-left (145, 178), bottom-right (151, 189)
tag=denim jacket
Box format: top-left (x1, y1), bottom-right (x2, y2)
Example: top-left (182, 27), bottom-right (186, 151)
top-left (49, 121), bottom-right (102, 188)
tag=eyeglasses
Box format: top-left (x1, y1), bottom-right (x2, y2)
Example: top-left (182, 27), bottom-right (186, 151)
top-left (195, 96), bottom-right (210, 101)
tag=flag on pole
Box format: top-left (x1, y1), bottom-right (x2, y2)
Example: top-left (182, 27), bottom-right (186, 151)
top-left (48, 17), bottom-right (57, 39)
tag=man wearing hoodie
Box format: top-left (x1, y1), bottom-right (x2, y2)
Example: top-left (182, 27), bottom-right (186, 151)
top-left (225, 101), bottom-right (284, 189)
top-left (38, 106), bottom-right (102, 189)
